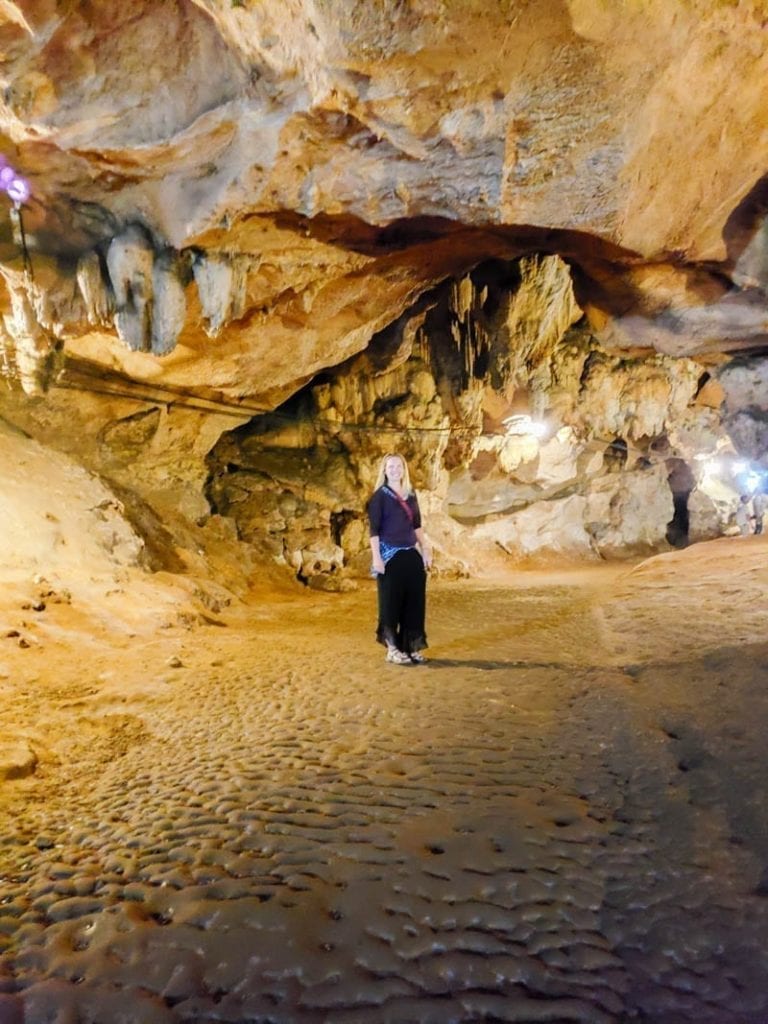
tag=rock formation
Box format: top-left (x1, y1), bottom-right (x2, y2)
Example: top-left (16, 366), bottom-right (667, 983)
top-left (0, 0), bottom-right (767, 581)
top-left (206, 256), bottom-right (736, 577)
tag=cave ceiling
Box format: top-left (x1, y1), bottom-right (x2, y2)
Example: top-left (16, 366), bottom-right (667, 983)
top-left (0, 0), bottom-right (767, 404)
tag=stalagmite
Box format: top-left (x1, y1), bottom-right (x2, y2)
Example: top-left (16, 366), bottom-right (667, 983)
top-left (0, 318), bottom-right (17, 384)
top-left (1, 280), bottom-right (62, 395)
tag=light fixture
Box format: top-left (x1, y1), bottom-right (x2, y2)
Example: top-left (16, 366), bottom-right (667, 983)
top-left (0, 155), bottom-right (33, 280)
top-left (502, 414), bottom-right (548, 439)
top-left (0, 155), bottom-right (30, 207)
top-left (745, 470), bottom-right (762, 492)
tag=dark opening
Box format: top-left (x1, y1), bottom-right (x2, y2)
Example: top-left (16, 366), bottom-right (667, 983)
top-left (330, 510), bottom-right (356, 547)
top-left (604, 437), bottom-right (628, 473)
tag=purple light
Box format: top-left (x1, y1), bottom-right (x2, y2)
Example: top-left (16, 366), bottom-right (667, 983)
top-left (6, 177), bottom-right (30, 204)
top-left (0, 158), bottom-right (31, 205)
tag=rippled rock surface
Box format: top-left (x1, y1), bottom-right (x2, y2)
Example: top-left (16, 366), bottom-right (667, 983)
top-left (1, 570), bottom-right (767, 1023)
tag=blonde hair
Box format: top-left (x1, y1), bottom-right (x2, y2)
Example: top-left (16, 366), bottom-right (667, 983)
top-left (374, 452), bottom-right (413, 494)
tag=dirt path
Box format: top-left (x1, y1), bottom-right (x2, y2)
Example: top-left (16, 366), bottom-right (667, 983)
top-left (1, 553), bottom-right (768, 1023)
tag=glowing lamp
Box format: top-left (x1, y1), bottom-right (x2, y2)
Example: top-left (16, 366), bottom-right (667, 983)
top-left (6, 177), bottom-right (30, 204)
top-left (746, 471), bottom-right (762, 492)
top-left (503, 414), bottom-right (548, 439)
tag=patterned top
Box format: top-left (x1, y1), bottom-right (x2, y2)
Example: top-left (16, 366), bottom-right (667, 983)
top-left (367, 486), bottom-right (421, 547)
top-left (368, 486), bottom-right (422, 575)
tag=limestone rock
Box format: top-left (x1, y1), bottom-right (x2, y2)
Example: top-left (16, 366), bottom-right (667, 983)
top-left (98, 408), bottom-right (162, 465)
top-left (0, 277), bottom-right (62, 395)
top-left (734, 223), bottom-right (768, 294)
top-left (107, 225), bottom-right (155, 352)
top-left (76, 250), bottom-right (114, 327)
top-left (688, 488), bottom-right (730, 544)
top-left (0, 740), bottom-right (37, 782)
top-left (1, 0), bottom-right (766, 583)
top-left (192, 252), bottom-right (248, 338)
top-left (307, 573), bottom-right (357, 592)
top-left (585, 465), bottom-right (673, 558)
top-left (0, 416), bottom-right (144, 584)
top-left (575, 353), bottom-right (702, 442)
top-left (152, 250), bottom-right (187, 356)
top-left (473, 495), bottom-right (594, 560)
top-left (1, 0), bottom-right (764, 259)
top-left (202, 252), bottom-right (735, 576)
top-left (0, 0), bottom-right (765, 406)
top-left (296, 541), bottom-right (346, 578)
top-left (718, 357), bottom-right (768, 465)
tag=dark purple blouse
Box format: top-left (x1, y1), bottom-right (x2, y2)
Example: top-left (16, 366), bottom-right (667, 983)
top-left (367, 487), bottom-right (422, 547)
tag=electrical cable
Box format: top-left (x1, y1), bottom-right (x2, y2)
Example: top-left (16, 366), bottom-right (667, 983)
top-left (48, 367), bottom-right (687, 468)
top-left (0, 188), bottom-right (742, 488)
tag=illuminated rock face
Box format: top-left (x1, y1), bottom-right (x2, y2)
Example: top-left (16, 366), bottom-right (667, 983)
top-left (0, 420), bottom-right (145, 583)
top-left (206, 257), bottom-right (740, 573)
top-left (0, 1), bottom-right (766, 572)
top-left (0, 1), bottom-right (767, 399)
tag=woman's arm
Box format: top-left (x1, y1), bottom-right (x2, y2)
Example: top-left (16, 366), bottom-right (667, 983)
top-left (368, 490), bottom-right (386, 574)
top-left (370, 535), bottom-right (385, 575)
top-left (415, 527), bottom-right (432, 568)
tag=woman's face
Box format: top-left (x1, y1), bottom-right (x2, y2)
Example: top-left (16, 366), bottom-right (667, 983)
top-left (385, 456), bottom-right (404, 484)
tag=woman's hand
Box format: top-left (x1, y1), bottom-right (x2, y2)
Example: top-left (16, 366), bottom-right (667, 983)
top-left (372, 557), bottom-right (386, 575)
top-left (421, 545), bottom-right (433, 569)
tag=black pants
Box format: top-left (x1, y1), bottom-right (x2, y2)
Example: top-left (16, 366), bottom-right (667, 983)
top-left (376, 548), bottom-right (427, 653)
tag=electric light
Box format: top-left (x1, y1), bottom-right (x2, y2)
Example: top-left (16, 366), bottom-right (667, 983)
top-left (7, 177), bottom-right (30, 204)
top-left (0, 156), bottom-right (30, 206)
top-left (502, 414), bottom-right (548, 439)
top-left (745, 471), bottom-right (762, 492)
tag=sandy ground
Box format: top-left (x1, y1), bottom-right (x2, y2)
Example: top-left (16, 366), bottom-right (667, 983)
top-left (1, 537), bottom-right (768, 1023)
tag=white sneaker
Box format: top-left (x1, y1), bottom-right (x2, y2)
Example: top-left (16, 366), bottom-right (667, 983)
top-left (409, 651), bottom-right (427, 664)
top-left (386, 647), bottom-right (411, 664)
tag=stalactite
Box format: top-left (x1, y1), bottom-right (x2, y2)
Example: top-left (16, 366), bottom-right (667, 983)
top-left (107, 224), bottom-right (155, 353)
top-left (151, 250), bottom-right (187, 356)
top-left (456, 275), bottom-right (473, 323)
top-left (76, 250), bottom-right (113, 327)
top-left (419, 326), bottom-right (431, 369)
top-left (192, 252), bottom-right (250, 338)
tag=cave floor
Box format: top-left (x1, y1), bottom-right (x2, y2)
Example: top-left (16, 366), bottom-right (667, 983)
top-left (1, 540), bottom-right (768, 1023)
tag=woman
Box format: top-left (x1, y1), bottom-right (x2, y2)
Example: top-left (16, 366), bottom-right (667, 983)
top-left (368, 453), bottom-right (432, 665)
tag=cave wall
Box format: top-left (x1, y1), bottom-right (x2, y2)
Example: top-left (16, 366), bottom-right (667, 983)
top-left (2, 0), bottom-right (768, 408)
top-left (205, 255), bottom-right (744, 581)
top-left (0, 252), bottom-right (759, 589)
top-left (1, 2), bottom-right (767, 588)
top-left (0, 382), bottom-right (256, 590)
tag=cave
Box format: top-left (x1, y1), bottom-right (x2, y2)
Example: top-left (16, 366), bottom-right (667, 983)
top-left (1, 3), bottom-right (768, 1022)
